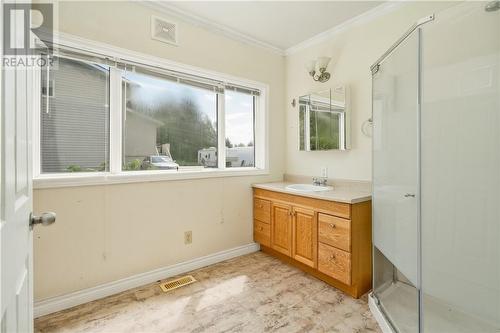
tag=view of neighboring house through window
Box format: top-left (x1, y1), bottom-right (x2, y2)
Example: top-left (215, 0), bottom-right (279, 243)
top-left (224, 90), bottom-right (255, 168)
top-left (37, 49), bottom-right (263, 178)
top-left (40, 56), bottom-right (110, 173)
top-left (122, 69), bottom-right (218, 171)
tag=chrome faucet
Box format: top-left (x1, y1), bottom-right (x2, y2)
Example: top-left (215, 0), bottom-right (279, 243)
top-left (312, 177), bottom-right (328, 187)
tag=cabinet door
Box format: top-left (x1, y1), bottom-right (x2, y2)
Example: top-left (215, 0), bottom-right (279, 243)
top-left (271, 202), bottom-right (292, 256)
top-left (292, 207), bottom-right (317, 268)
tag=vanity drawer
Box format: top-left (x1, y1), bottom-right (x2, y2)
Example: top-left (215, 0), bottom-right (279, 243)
top-left (318, 213), bottom-right (351, 252)
top-left (254, 198), bottom-right (271, 224)
top-left (254, 220), bottom-right (270, 246)
top-left (318, 242), bottom-right (351, 285)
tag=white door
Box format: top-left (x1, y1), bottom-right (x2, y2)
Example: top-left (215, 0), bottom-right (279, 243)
top-left (1, 65), bottom-right (33, 333)
top-left (1, 4), bottom-right (54, 332)
top-left (1, 4), bottom-right (34, 331)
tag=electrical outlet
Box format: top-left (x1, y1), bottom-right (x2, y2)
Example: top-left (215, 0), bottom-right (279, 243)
top-left (184, 231), bottom-right (192, 244)
top-left (321, 166), bottom-right (328, 178)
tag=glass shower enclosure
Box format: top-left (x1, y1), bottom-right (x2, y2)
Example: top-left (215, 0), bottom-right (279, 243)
top-left (370, 2), bottom-right (500, 332)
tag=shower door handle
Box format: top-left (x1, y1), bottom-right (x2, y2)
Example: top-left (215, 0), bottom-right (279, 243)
top-left (404, 193), bottom-right (416, 198)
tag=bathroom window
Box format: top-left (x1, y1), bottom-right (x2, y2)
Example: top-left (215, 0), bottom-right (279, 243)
top-left (122, 69), bottom-right (218, 171)
top-left (33, 43), bottom-right (267, 186)
top-left (224, 89), bottom-right (256, 168)
top-left (39, 56), bottom-right (110, 173)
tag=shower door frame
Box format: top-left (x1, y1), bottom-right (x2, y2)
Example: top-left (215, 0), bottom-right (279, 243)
top-left (370, 14), bottom-right (434, 333)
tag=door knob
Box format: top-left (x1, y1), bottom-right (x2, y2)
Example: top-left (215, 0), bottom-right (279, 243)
top-left (30, 212), bottom-right (56, 229)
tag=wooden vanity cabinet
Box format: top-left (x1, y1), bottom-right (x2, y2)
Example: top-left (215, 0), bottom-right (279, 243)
top-left (253, 188), bottom-right (372, 298)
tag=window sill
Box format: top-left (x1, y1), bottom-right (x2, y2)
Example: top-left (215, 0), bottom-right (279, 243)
top-left (33, 168), bottom-right (269, 189)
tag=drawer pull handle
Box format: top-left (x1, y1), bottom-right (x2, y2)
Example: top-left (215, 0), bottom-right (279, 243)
top-left (329, 223), bottom-right (336, 228)
top-left (259, 227), bottom-right (263, 231)
top-left (329, 254), bottom-right (336, 261)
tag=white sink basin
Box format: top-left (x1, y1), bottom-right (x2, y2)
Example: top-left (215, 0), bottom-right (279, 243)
top-left (286, 184), bottom-right (333, 192)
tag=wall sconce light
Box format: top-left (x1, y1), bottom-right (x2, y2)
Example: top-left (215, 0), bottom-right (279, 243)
top-left (306, 57), bottom-right (331, 83)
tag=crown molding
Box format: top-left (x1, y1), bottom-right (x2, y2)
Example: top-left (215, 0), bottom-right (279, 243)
top-left (142, 1), bottom-right (286, 56)
top-left (140, 1), bottom-right (408, 58)
top-left (284, 1), bottom-right (408, 56)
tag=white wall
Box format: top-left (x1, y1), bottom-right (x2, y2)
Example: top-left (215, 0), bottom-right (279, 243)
top-left (285, 2), bottom-right (452, 181)
top-left (33, 0), bottom-right (285, 300)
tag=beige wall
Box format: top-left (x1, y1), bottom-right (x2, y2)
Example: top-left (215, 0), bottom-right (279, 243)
top-left (34, 1), bottom-right (458, 301)
top-left (285, 2), bottom-right (453, 181)
top-left (33, 1), bottom-right (285, 300)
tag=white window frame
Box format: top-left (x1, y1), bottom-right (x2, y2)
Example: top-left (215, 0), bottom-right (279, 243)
top-left (32, 33), bottom-right (269, 189)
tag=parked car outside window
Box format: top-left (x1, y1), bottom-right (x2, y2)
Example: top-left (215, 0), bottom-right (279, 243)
top-left (141, 155), bottom-right (179, 170)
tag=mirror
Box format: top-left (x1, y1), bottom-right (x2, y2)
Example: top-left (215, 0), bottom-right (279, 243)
top-left (298, 86), bottom-right (350, 151)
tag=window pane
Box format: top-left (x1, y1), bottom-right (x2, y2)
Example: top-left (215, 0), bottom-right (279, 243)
top-left (310, 110), bottom-right (340, 150)
top-left (122, 70), bottom-right (218, 171)
top-left (40, 56), bottom-right (110, 173)
top-left (225, 90), bottom-right (255, 168)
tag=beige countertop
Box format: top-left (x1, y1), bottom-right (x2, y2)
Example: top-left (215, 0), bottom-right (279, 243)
top-left (252, 181), bottom-right (372, 204)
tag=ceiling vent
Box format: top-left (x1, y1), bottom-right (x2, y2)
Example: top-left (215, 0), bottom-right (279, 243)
top-left (151, 15), bottom-right (178, 46)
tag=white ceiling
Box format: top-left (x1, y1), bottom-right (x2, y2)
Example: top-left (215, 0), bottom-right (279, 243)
top-left (163, 1), bottom-right (384, 53)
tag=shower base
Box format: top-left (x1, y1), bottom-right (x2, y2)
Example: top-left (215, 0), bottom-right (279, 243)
top-left (369, 282), bottom-right (498, 333)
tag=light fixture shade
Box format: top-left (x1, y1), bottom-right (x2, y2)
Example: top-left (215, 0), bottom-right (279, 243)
top-left (306, 60), bottom-right (316, 73)
top-left (316, 56), bottom-right (331, 69)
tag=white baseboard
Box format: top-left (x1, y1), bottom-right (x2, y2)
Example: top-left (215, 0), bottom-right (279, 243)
top-left (368, 293), bottom-right (395, 333)
top-left (34, 242), bottom-right (260, 318)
